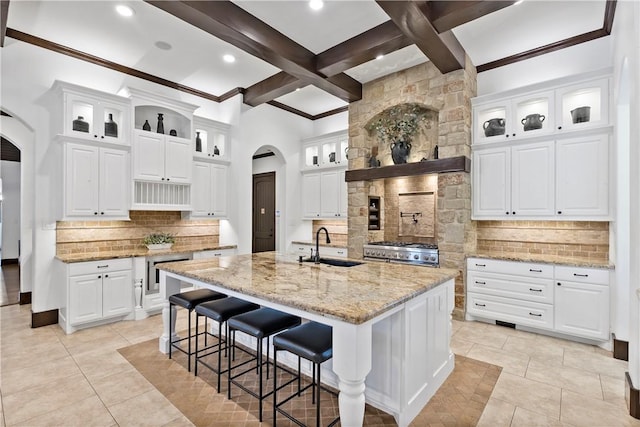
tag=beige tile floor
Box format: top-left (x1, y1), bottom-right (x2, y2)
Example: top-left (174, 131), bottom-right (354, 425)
top-left (1, 302), bottom-right (639, 427)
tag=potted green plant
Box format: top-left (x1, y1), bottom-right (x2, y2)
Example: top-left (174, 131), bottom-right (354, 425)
top-left (143, 232), bottom-right (175, 250)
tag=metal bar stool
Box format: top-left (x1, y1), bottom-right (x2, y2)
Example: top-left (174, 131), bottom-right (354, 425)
top-left (194, 297), bottom-right (260, 391)
top-left (168, 288), bottom-right (226, 372)
top-left (227, 307), bottom-right (301, 422)
top-left (273, 322), bottom-right (340, 427)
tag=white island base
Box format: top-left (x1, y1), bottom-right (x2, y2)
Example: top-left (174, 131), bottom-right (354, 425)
top-left (159, 270), bottom-right (455, 427)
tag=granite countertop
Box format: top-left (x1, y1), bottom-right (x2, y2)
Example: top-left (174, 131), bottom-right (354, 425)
top-left (291, 240), bottom-right (348, 249)
top-left (158, 251), bottom-right (459, 324)
top-left (470, 251), bottom-right (614, 269)
top-left (56, 244), bottom-right (237, 263)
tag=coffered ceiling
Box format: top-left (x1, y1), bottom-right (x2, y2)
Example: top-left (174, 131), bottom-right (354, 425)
top-left (1, 0), bottom-right (614, 119)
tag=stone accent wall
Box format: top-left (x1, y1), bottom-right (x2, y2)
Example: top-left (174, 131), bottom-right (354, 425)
top-left (311, 220), bottom-right (348, 246)
top-left (348, 58), bottom-right (477, 319)
top-left (477, 221), bottom-right (609, 261)
top-left (56, 211), bottom-right (219, 256)
top-left (383, 175), bottom-right (438, 243)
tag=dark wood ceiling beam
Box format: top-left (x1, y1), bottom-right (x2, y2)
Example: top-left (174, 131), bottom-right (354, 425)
top-left (603, 0), bottom-right (617, 34)
top-left (376, 1), bottom-right (465, 74)
top-left (145, 0), bottom-right (361, 103)
top-left (1, 0), bottom-right (9, 47)
top-left (316, 20), bottom-right (412, 77)
top-left (244, 72), bottom-right (307, 107)
top-left (426, 1), bottom-right (516, 33)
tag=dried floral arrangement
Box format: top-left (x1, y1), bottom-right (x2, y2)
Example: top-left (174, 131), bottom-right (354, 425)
top-left (365, 104), bottom-right (429, 145)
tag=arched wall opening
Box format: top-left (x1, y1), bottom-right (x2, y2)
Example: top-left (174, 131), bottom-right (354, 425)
top-left (251, 146), bottom-right (286, 253)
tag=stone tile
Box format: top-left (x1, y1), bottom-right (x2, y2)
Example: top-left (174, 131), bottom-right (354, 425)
top-left (1, 355), bottom-right (83, 395)
top-left (491, 372), bottom-right (562, 420)
top-left (13, 395), bottom-right (116, 427)
top-left (450, 336), bottom-right (474, 356)
top-left (453, 323), bottom-right (509, 349)
top-left (511, 407), bottom-right (570, 426)
top-left (91, 369), bottom-right (155, 406)
top-left (466, 344), bottom-right (530, 376)
top-left (476, 398), bottom-right (515, 427)
top-left (0, 340), bottom-right (71, 371)
top-left (2, 374), bottom-right (95, 425)
top-left (502, 335), bottom-right (564, 367)
top-left (600, 374), bottom-right (630, 409)
top-left (560, 389), bottom-right (640, 426)
top-left (72, 347), bottom-right (138, 381)
top-left (108, 389), bottom-right (185, 426)
top-left (161, 416), bottom-right (195, 427)
top-left (525, 359), bottom-right (603, 399)
top-left (563, 348), bottom-right (628, 380)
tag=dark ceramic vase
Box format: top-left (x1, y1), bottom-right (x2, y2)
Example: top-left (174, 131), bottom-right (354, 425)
top-left (72, 116), bottom-right (89, 133)
top-left (521, 113), bottom-right (545, 131)
top-left (104, 113), bottom-right (118, 137)
top-left (391, 140), bottom-right (411, 164)
top-left (195, 132), bottom-right (202, 152)
top-left (483, 118), bottom-right (506, 137)
top-left (156, 113), bottom-right (164, 134)
top-left (571, 106), bottom-right (591, 123)
top-left (169, 129), bottom-right (177, 136)
top-left (142, 120), bottom-right (151, 131)
top-left (213, 145), bottom-right (220, 156)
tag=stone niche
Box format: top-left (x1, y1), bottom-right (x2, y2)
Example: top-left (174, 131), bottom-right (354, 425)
top-left (347, 58), bottom-right (477, 319)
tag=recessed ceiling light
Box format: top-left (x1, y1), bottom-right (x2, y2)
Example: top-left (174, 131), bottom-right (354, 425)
top-left (514, 0), bottom-right (524, 5)
top-left (154, 41), bottom-right (172, 51)
top-left (115, 5), bottom-right (134, 17)
top-left (295, 88), bottom-right (301, 92)
top-left (376, 54), bottom-right (384, 60)
top-left (223, 54), bottom-right (236, 63)
top-left (309, 0), bottom-right (323, 11)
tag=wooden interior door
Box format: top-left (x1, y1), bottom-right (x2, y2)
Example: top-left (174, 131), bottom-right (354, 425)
top-left (252, 172), bottom-right (276, 253)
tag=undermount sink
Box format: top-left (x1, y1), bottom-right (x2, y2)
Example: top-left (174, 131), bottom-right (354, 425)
top-left (304, 258), bottom-right (363, 267)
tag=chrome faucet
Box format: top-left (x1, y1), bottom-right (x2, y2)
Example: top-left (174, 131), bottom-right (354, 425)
top-left (314, 227), bottom-right (331, 263)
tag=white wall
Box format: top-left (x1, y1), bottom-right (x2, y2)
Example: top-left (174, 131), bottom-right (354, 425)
top-left (611, 0), bottom-right (640, 390)
top-left (478, 37), bottom-right (612, 96)
top-left (313, 111), bottom-right (348, 136)
top-left (1, 160), bottom-right (21, 259)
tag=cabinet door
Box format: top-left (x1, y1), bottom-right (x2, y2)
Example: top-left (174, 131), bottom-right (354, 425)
top-left (211, 164), bottom-right (228, 217)
top-left (133, 131), bottom-right (165, 181)
top-left (338, 169), bottom-right (348, 218)
top-left (65, 93), bottom-right (98, 140)
top-left (556, 78), bottom-right (609, 132)
top-left (99, 148), bottom-right (129, 217)
top-left (65, 143), bottom-right (99, 217)
top-left (555, 280), bottom-right (609, 340)
top-left (102, 270), bottom-right (133, 318)
top-left (320, 170), bottom-right (340, 218)
top-left (164, 137), bottom-right (193, 183)
top-left (556, 134), bottom-right (609, 217)
top-left (191, 162), bottom-right (212, 217)
top-left (473, 100), bottom-right (511, 143)
top-left (511, 141), bottom-right (555, 216)
top-left (512, 90), bottom-right (555, 139)
top-left (302, 172), bottom-right (321, 218)
top-left (98, 100), bottom-right (128, 144)
top-left (472, 147), bottom-right (510, 218)
top-left (69, 274), bottom-right (102, 324)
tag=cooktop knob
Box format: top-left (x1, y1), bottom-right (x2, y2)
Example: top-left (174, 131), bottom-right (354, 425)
top-left (430, 256), bottom-right (436, 261)
top-left (414, 254), bottom-right (419, 260)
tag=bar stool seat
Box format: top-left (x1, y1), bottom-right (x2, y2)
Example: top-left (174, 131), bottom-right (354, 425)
top-left (273, 322), bottom-right (339, 427)
top-left (227, 307), bottom-right (301, 422)
top-left (194, 297), bottom-right (260, 390)
top-left (168, 288), bottom-right (226, 372)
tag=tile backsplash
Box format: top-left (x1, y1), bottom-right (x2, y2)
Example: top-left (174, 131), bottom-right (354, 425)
top-left (56, 211), bottom-right (219, 256)
top-left (477, 221), bottom-right (609, 261)
top-left (312, 220), bottom-right (347, 246)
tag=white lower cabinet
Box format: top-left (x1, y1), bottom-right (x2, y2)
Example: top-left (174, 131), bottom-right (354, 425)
top-left (60, 258), bottom-right (133, 333)
top-left (467, 258), bottom-right (610, 341)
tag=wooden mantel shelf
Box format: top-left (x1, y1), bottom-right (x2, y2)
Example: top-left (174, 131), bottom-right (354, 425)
top-left (345, 156), bottom-right (470, 182)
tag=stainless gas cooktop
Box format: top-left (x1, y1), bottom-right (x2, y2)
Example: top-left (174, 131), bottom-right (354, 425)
top-left (363, 241), bottom-right (439, 267)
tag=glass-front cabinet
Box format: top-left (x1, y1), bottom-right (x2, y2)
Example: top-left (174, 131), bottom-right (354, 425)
top-left (193, 116), bottom-right (231, 162)
top-left (53, 80), bottom-right (130, 145)
top-left (473, 74), bottom-right (609, 144)
top-left (301, 130), bottom-right (348, 169)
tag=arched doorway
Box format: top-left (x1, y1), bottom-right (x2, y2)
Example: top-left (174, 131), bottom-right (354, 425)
top-left (251, 146), bottom-right (286, 253)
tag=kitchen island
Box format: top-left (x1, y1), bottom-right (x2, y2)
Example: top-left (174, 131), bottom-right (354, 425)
top-left (158, 252), bottom-right (459, 427)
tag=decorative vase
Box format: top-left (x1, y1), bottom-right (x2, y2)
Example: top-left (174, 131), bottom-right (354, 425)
top-left (213, 145), bottom-right (220, 156)
top-left (312, 155), bottom-right (318, 165)
top-left (390, 140), bottom-right (411, 164)
top-left (433, 145), bottom-right (439, 160)
top-left (142, 119), bottom-right (151, 131)
top-left (104, 113), bottom-right (118, 137)
top-left (483, 118), bottom-right (506, 137)
top-left (169, 129), bottom-right (177, 136)
top-left (156, 113), bottom-right (164, 134)
top-left (329, 152), bottom-right (336, 163)
top-left (521, 113), bottom-right (545, 131)
top-left (72, 116), bottom-right (89, 133)
top-left (195, 132), bottom-right (202, 152)
top-left (571, 106), bottom-right (591, 123)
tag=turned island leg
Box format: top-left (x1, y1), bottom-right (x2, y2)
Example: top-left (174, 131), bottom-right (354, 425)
top-left (159, 272), bottom-right (181, 354)
top-left (331, 322), bottom-right (373, 427)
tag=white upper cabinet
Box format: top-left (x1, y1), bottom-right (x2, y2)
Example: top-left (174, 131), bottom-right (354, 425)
top-left (132, 130), bottom-right (192, 183)
top-left (52, 80), bottom-right (131, 145)
top-left (193, 116), bottom-right (231, 163)
top-left (473, 73), bottom-right (610, 144)
top-left (302, 169), bottom-right (347, 219)
top-left (472, 146), bottom-right (510, 217)
top-left (511, 141), bottom-right (555, 217)
top-left (63, 142), bottom-right (129, 220)
top-left (191, 161), bottom-right (228, 218)
top-left (301, 130), bottom-right (348, 170)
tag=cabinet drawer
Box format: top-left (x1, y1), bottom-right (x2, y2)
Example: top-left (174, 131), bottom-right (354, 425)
top-left (554, 265), bottom-right (609, 285)
top-left (467, 258), bottom-right (552, 278)
top-left (467, 292), bottom-right (554, 330)
top-left (322, 246), bottom-right (348, 259)
top-left (69, 258), bottom-right (132, 276)
top-left (468, 271), bottom-right (554, 304)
